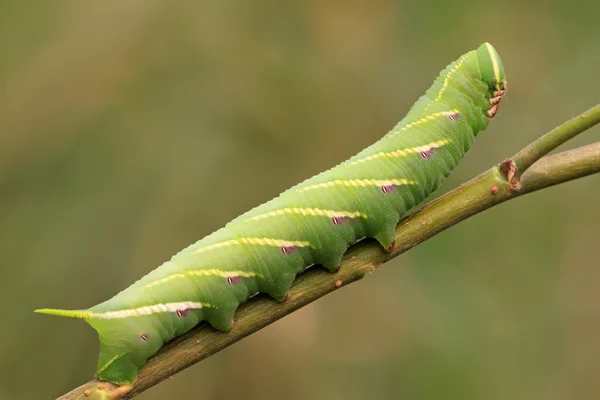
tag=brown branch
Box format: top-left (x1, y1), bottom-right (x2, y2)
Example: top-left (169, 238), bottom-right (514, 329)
top-left (58, 111), bottom-right (600, 400)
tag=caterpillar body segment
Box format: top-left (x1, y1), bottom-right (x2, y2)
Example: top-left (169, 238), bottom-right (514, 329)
top-left (36, 43), bottom-right (507, 385)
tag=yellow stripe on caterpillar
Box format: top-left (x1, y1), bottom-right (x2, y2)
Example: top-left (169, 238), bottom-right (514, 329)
top-left (296, 178), bottom-right (415, 192)
top-left (386, 111), bottom-right (460, 139)
top-left (192, 237), bottom-right (311, 254)
top-left (348, 139), bottom-right (451, 166)
top-left (96, 354), bottom-right (121, 376)
top-left (245, 207), bottom-right (366, 222)
top-left (143, 269), bottom-right (262, 289)
top-left (436, 59), bottom-right (467, 101)
top-left (485, 42), bottom-right (501, 85)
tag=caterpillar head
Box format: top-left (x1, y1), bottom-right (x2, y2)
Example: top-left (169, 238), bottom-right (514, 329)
top-left (476, 42), bottom-right (507, 92)
top-left (476, 43), bottom-right (507, 118)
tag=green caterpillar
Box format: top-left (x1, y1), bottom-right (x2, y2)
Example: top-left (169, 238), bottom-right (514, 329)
top-left (37, 43), bottom-right (506, 386)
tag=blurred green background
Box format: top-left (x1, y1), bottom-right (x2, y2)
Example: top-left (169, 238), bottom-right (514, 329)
top-left (1, 1), bottom-right (599, 399)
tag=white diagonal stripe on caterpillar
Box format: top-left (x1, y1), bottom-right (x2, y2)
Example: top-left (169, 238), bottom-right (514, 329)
top-left (245, 207), bottom-right (366, 222)
top-left (436, 57), bottom-right (467, 101)
top-left (143, 269), bottom-right (262, 289)
top-left (192, 237), bottom-right (311, 254)
top-left (348, 139), bottom-right (451, 166)
top-left (386, 111), bottom-right (460, 139)
top-left (296, 178), bottom-right (416, 192)
top-left (88, 302), bottom-right (210, 319)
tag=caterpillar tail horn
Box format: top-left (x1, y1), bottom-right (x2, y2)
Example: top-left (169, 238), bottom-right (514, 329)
top-left (34, 308), bottom-right (92, 319)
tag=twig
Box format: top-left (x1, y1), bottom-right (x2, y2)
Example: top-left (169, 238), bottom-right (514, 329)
top-left (510, 104), bottom-right (600, 175)
top-left (57, 107), bottom-right (600, 400)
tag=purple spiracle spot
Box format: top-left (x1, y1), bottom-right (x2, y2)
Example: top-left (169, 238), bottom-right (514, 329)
top-left (448, 112), bottom-right (460, 121)
top-left (381, 184), bottom-right (397, 194)
top-left (175, 309), bottom-right (189, 318)
top-left (332, 216), bottom-right (346, 225)
top-left (420, 147), bottom-right (436, 159)
top-left (280, 246), bottom-right (296, 255)
top-left (226, 276), bottom-right (241, 285)
top-left (140, 333), bottom-right (149, 341)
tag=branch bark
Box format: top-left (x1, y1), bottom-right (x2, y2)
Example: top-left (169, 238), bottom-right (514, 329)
top-left (58, 106), bottom-right (600, 400)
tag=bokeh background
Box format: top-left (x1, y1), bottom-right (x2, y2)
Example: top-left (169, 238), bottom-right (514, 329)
top-left (1, 1), bottom-right (599, 399)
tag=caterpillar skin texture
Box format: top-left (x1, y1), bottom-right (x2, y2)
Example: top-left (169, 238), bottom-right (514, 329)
top-left (37, 43), bottom-right (507, 385)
